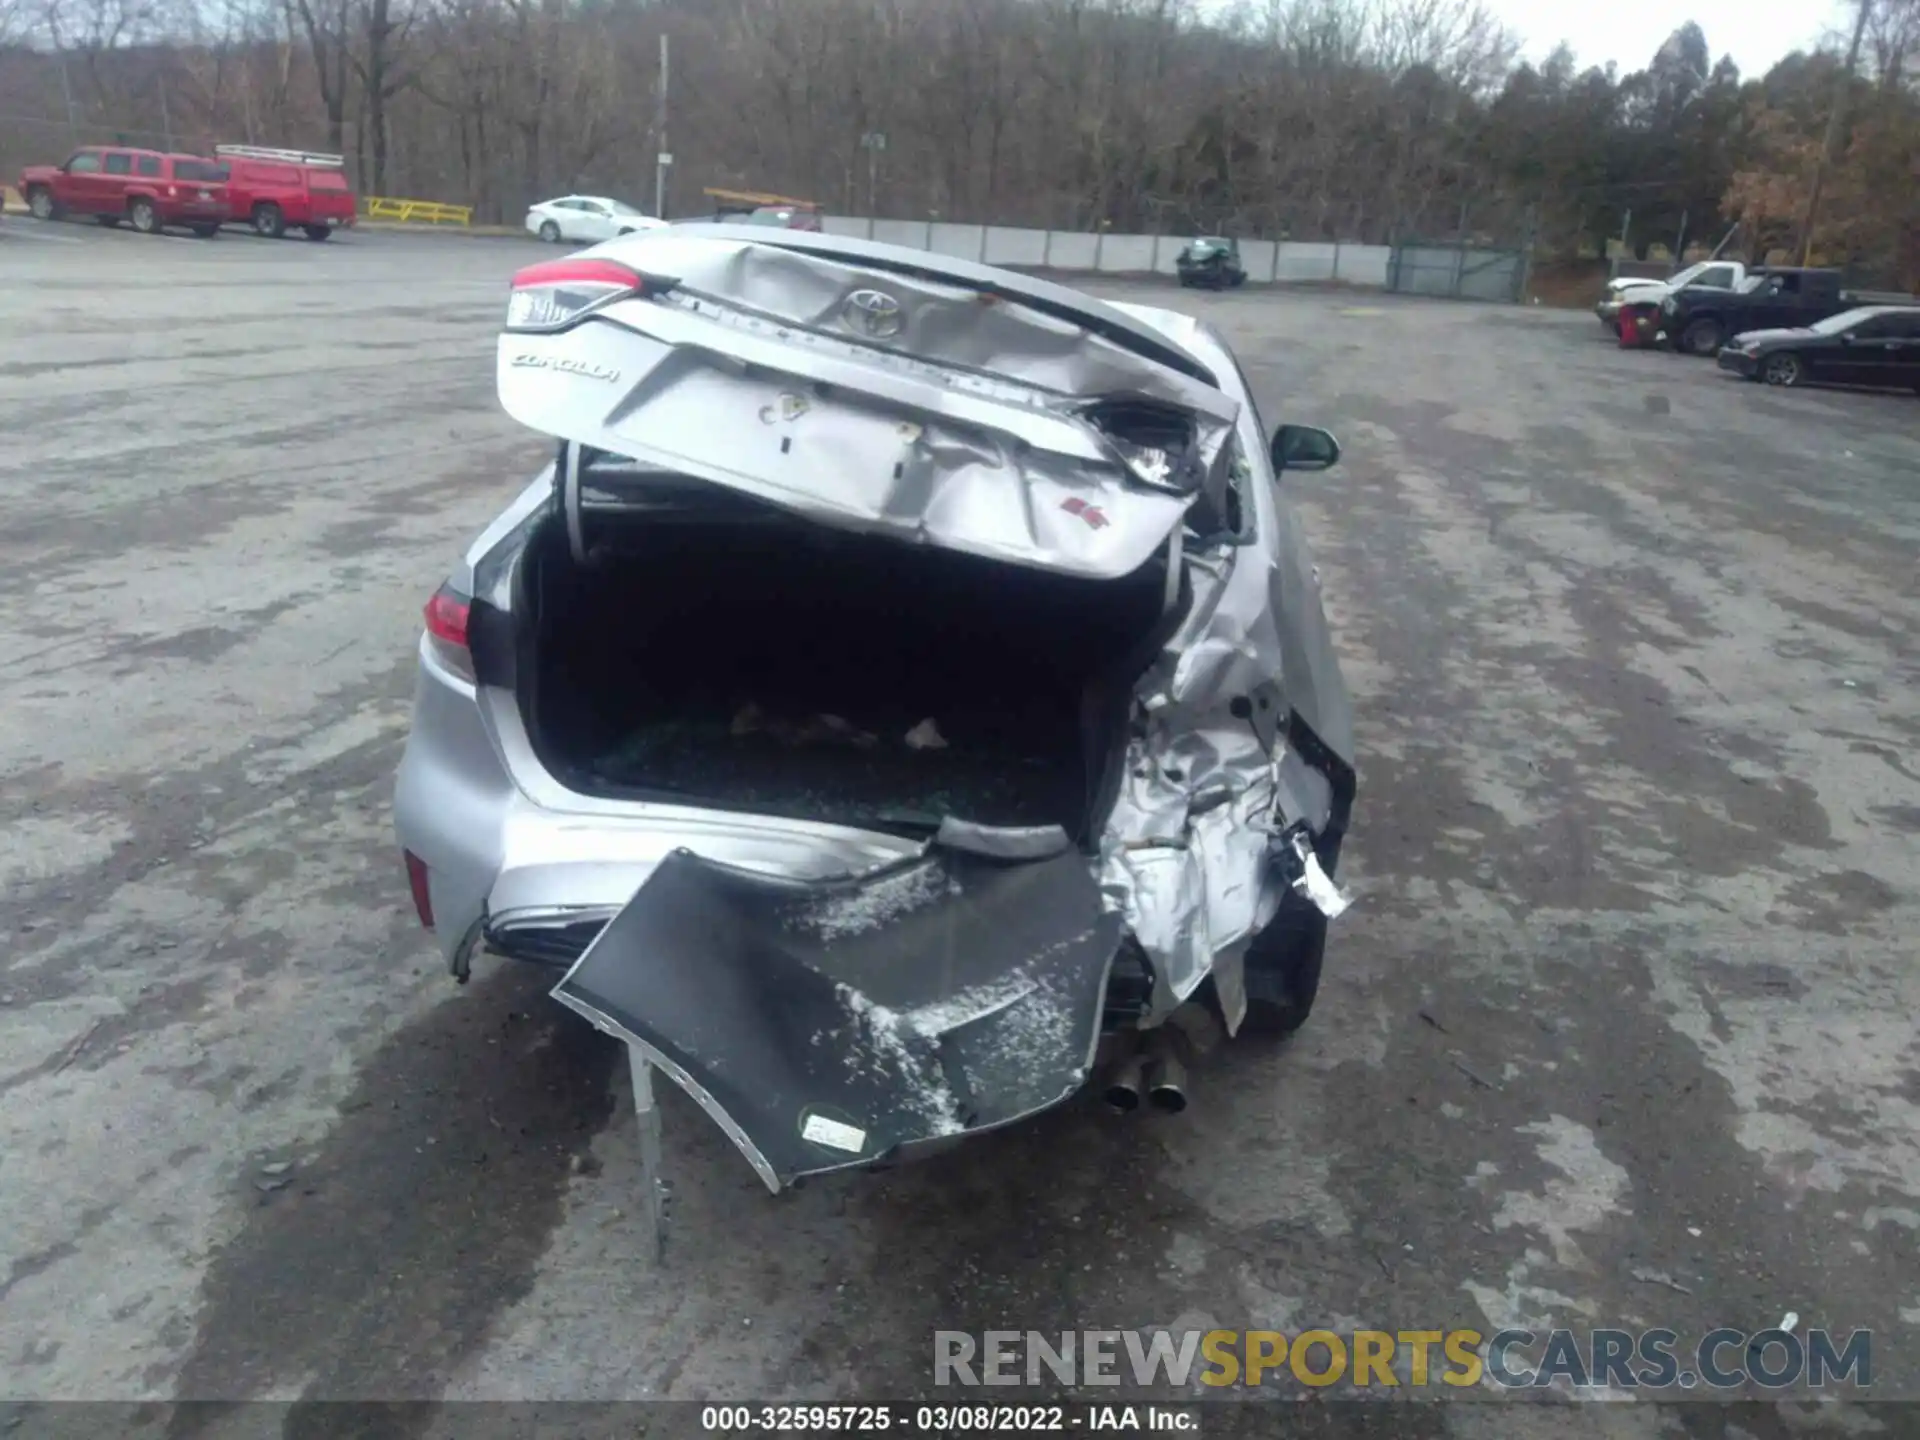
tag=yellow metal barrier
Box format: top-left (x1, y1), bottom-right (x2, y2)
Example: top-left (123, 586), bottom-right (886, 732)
top-left (362, 196), bottom-right (473, 227)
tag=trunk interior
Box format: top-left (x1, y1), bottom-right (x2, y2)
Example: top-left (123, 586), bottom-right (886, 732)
top-left (515, 489), bottom-right (1178, 841)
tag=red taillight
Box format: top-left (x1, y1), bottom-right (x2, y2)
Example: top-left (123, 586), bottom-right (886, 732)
top-left (423, 582), bottom-right (474, 682)
top-left (424, 585), bottom-right (468, 647)
top-left (506, 258), bottom-right (652, 333)
top-left (404, 850), bottom-right (435, 930)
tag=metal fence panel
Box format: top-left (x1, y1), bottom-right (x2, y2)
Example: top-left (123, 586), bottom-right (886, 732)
top-left (1046, 231), bottom-right (1099, 268)
top-left (752, 215), bottom-right (1407, 293)
top-left (1276, 242), bottom-right (1337, 282)
top-left (870, 218), bottom-right (927, 248)
top-left (1239, 240), bottom-right (1279, 280)
top-left (1337, 245), bottom-right (1393, 287)
top-left (1459, 250), bottom-right (1524, 302)
top-left (983, 226), bottom-right (1050, 266)
top-left (1387, 244), bottom-right (1522, 302)
top-left (1391, 246), bottom-right (1465, 296)
top-left (1098, 234), bottom-right (1157, 272)
top-left (929, 222), bottom-right (986, 261)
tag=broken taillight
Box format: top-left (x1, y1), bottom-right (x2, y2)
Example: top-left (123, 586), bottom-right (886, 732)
top-left (403, 850), bottom-right (435, 930)
top-left (505, 258), bottom-right (653, 333)
top-left (423, 582), bottom-right (474, 682)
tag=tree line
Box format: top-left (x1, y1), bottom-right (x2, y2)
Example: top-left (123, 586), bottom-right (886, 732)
top-left (1, 0), bottom-right (1915, 282)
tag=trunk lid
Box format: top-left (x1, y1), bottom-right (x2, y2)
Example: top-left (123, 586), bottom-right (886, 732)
top-left (497, 227), bottom-right (1241, 581)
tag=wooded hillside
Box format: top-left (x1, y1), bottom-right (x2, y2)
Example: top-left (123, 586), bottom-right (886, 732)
top-left (2, 0), bottom-right (1914, 281)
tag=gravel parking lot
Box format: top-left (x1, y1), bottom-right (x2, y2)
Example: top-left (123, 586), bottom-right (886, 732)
top-left (3, 221), bottom-right (1918, 1437)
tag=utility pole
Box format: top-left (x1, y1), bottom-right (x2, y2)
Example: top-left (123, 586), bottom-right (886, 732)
top-left (159, 74), bottom-right (175, 152)
top-left (860, 131), bottom-right (886, 216)
top-left (58, 54), bottom-right (79, 145)
top-left (653, 33), bottom-right (670, 220)
top-left (1797, 0), bottom-right (1873, 266)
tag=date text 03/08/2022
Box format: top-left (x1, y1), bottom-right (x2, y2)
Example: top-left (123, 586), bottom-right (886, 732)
top-left (700, 1406), bottom-right (1199, 1433)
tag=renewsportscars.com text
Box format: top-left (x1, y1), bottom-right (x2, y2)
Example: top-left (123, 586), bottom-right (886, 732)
top-left (933, 1327), bottom-right (1872, 1391)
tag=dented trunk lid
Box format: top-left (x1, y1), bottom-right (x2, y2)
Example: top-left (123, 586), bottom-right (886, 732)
top-left (498, 225), bottom-right (1241, 581)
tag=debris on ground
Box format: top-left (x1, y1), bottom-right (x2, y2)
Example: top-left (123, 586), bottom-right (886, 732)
top-left (904, 717), bottom-right (948, 750)
top-left (1630, 1267), bottom-right (1693, 1295)
top-left (1450, 1056), bottom-right (1498, 1090)
top-left (259, 1161), bottom-right (292, 1177)
top-left (54, 1020), bottom-right (103, 1075)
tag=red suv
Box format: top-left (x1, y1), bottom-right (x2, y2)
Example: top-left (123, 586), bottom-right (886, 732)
top-left (213, 144), bottom-right (357, 240)
top-left (18, 147), bottom-right (229, 236)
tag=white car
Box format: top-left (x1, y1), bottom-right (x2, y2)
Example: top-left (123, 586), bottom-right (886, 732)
top-left (1596, 259), bottom-right (1748, 328)
top-left (525, 195), bottom-right (666, 245)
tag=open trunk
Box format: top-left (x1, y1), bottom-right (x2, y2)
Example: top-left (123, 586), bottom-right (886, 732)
top-left (514, 482), bottom-right (1180, 842)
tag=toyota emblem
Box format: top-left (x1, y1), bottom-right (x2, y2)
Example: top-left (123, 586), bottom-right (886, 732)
top-left (842, 288), bottom-right (904, 340)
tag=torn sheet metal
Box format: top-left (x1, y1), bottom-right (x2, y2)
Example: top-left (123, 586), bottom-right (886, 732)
top-left (551, 841), bottom-right (1123, 1192)
top-left (1286, 829), bottom-right (1353, 919)
top-left (1094, 492), bottom-right (1349, 1024)
top-left (497, 229), bottom-right (1240, 580)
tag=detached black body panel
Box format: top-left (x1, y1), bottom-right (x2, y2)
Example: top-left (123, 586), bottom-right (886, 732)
top-left (550, 840), bottom-right (1123, 1190)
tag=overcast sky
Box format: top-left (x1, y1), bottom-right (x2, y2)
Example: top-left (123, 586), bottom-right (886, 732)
top-left (1492, 0), bottom-right (1850, 78)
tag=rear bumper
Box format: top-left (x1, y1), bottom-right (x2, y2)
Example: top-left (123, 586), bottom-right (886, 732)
top-left (552, 840), bottom-right (1123, 1191)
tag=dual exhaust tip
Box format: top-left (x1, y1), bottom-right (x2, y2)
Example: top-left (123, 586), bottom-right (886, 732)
top-left (1102, 1032), bottom-right (1187, 1115)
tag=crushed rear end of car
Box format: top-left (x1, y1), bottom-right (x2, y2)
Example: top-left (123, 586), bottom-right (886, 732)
top-left (394, 224), bottom-right (1355, 1191)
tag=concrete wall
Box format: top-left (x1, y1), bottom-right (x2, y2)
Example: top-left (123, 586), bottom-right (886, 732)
top-left (823, 215), bottom-right (1395, 289)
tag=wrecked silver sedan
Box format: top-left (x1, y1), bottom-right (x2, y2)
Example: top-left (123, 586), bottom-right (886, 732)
top-left (393, 226), bottom-right (1357, 1194)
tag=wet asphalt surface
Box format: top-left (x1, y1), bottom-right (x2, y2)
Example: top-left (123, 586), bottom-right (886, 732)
top-left (2, 217), bottom-right (1918, 1438)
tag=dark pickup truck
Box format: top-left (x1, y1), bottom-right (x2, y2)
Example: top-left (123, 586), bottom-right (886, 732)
top-left (1661, 268), bottom-right (1917, 356)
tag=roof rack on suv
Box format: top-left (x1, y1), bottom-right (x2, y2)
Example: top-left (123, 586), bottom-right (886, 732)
top-left (215, 143), bottom-right (346, 168)
top-left (702, 186), bottom-right (819, 212)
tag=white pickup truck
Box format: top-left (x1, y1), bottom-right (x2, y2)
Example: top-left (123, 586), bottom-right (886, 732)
top-left (1596, 259), bottom-right (1751, 329)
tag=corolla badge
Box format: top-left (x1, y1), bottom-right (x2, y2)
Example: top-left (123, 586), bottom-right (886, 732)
top-left (841, 288), bottom-right (904, 340)
top-left (509, 353), bottom-right (621, 383)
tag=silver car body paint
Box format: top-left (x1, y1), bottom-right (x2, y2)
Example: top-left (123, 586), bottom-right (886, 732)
top-left (395, 227), bottom-right (1353, 1059)
top-left (496, 225), bottom-right (1240, 582)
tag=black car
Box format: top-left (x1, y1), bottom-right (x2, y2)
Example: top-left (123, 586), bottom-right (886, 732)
top-left (1176, 237), bottom-right (1247, 289)
top-left (1717, 306), bottom-right (1920, 391)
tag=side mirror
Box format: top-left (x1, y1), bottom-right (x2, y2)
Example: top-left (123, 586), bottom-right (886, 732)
top-left (1271, 424), bottom-right (1341, 473)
